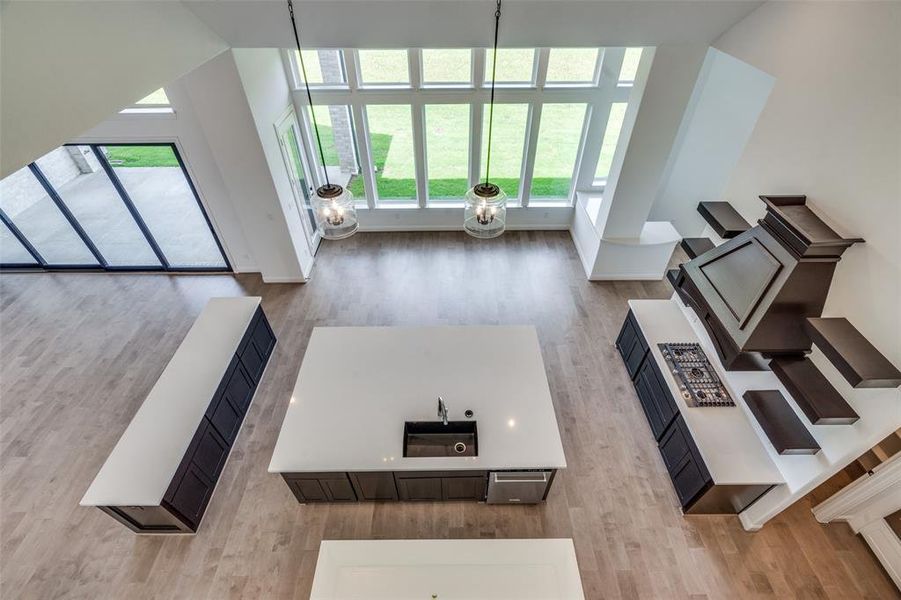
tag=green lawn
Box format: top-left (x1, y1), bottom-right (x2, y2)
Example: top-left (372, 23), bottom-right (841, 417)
top-left (305, 49), bottom-right (637, 201)
top-left (103, 146), bottom-right (179, 167)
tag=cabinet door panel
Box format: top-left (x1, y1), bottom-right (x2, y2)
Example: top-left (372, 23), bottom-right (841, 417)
top-left (634, 364), bottom-right (666, 439)
top-left (167, 464), bottom-right (214, 527)
top-left (442, 476), bottom-right (486, 501)
top-left (225, 360), bottom-right (255, 414)
top-left (191, 420), bottom-right (230, 480)
top-left (647, 363), bottom-right (679, 431)
top-left (671, 455), bottom-right (709, 508)
top-left (397, 477), bottom-right (443, 501)
top-left (240, 344), bottom-right (265, 384)
top-left (287, 478), bottom-right (328, 503)
top-left (251, 312), bottom-right (276, 359)
top-left (350, 472), bottom-right (398, 501)
top-left (617, 314), bottom-right (648, 379)
top-left (322, 477), bottom-right (358, 502)
top-left (658, 418), bottom-right (691, 474)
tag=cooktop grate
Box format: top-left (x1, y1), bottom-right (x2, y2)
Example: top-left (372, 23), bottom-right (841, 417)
top-left (658, 342), bottom-right (734, 407)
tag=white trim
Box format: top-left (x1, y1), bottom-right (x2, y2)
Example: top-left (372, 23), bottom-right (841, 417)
top-left (812, 453), bottom-right (901, 529)
top-left (860, 519), bottom-right (901, 590)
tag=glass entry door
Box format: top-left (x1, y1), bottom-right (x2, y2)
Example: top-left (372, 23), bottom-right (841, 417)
top-left (276, 110), bottom-right (321, 254)
top-left (0, 143), bottom-right (229, 271)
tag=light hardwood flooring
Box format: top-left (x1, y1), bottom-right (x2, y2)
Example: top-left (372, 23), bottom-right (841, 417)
top-left (1, 232), bottom-right (896, 599)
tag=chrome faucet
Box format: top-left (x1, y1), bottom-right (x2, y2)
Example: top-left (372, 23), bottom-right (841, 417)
top-left (437, 396), bottom-right (449, 425)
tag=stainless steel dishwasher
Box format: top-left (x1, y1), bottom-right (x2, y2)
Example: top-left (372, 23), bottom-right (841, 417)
top-left (486, 470), bottom-right (551, 504)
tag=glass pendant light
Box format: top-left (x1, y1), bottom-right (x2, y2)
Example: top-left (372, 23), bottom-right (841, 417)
top-left (465, 0), bottom-right (506, 239)
top-left (288, 0), bottom-right (358, 240)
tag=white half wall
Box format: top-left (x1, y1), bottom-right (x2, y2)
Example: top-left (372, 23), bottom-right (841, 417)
top-left (713, 0), bottom-right (901, 528)
top-left (649, 48), bottom-right (774, 237)
top-left (231, 48), bottom-right (314, 280)
top-left (599, 44), bottom-right (709, 239)
top-left (0, 0), bottom-right (228, 178)
top-left (80, 51), bottom-right (312, 282)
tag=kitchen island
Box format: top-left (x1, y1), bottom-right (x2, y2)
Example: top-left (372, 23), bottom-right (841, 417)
top-left (269, 326), bottom-right (566, 503)
top-left (310, 539), bottom-right (584, 599)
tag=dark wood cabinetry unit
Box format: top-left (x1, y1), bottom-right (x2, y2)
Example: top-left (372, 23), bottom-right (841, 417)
top-left (284, 473), bottom-right (358, 503)
top-left (395, 471), bottom-right (488, 501)
top-left (97, 305), bottom-right (276, 533)
top-left (617, 311), bottom-right (775, 514)
top-left (680, 237), bottom-right (716, 259)
top-left (349, 472), bottom-right (400, 501)
top-left (616, 311), bottom-right (649, 380)
top-left (617, 312), bottom-right (678, 440)
top-left (283, 470), bottom-right (489, 503)
top-left (676, 196), bottom-right (863, 371)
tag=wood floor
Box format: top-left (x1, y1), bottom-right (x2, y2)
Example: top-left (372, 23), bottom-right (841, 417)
top-left (1, 232), bottom-right (896, 599)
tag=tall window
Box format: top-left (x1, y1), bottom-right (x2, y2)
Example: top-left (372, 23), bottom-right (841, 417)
top-left (287, 47), bottom-right (645, 209)
top-left (0, 143), bottom-right (228, 271)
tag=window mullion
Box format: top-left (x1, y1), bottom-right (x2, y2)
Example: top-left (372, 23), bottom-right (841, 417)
top-left (351, 104), bottom-right (377, 209)
top-left (469, 102), bottom-right (484, 189)
top-left (535, 48), bottom-right (550, 88)
top-left (0, 206), bottom-right (46, 266)
top-left (519, 102), bottom-right (542, 207)
top-left (575, 48), bottom-right (625, 192)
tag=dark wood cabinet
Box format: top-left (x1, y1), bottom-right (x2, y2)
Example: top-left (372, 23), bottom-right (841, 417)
top-left (617, 312), bottom-right (773, 515)
top-left (284, 471), bottom-right (489, 503)
top-left (349, 472), bottom-right (399, 501)
top-left (442, 476), bottom-right (487, 501)
top-left (658, 416), bottom-right (711, 509)
top-left (284, 473), bottom-right (357, 503)
top-left (96, 304), bottom-right (275, 534)
top-left (239, 307), bottom-right (276, 383)
top-left (396, 476), bottom-right (443, 501)
top-left (616, 311), bottom-right (649, 380)
top-left (633, 355), bottom-right (678, 441)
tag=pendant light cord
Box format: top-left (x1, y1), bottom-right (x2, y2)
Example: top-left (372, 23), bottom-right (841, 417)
top-left (287, 0), bottom-right (331, 187)
top-left (484, 0), bottom-right (502, 187)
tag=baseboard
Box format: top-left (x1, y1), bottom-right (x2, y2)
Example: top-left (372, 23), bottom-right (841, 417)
top-left (588, 272), bottom-right (666, 281)
top-left (261, 276), bottom-right (308, 284)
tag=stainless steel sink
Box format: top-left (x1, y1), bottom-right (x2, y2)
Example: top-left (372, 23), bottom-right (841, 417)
top-left (403, 421), bottom-right (478, 457)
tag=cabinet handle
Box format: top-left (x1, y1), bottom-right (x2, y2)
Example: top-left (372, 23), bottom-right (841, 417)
top-left (492, 472), bottom-right (549, 484)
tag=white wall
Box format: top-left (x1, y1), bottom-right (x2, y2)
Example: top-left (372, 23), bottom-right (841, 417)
top-left (185, 0), bottom-right (762, 49)
top-left (649, 48), bottom-right (774, 236)
top-left (231, 48), bottom-right (315, 279)
top-left (0, 0), bottom-right (228, 178)
top-left (713, 0), bottom-right (901, 368)
top-left (599, 44), bottom-right (709, 239)
top-left (77, 51), bottom-right (313, 281)
top-left (712, 0), bottom-right (901, 528)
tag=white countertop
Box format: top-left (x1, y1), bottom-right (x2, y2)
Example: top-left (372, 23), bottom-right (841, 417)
top-left (311, 539), bottom-right (584, 599)
top-left (269, 326), bottom-right (566, 473)
top-left (629, 299), bottom-right (785, 486)
top-left (81, 297), bottom-right (261, 506)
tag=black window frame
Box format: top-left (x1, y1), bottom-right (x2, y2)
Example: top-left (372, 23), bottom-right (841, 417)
top-left (0, 142), bottom-right (231, 273)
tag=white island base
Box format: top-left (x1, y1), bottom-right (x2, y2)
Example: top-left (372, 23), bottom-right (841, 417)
top-left (311, 539), bottom-right (584, 600)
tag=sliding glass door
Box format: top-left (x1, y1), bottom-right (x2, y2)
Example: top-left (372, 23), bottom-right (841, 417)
top-left (0, 143), bottom-right (229, 271)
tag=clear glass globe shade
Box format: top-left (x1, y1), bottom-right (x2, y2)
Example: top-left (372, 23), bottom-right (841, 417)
top-left (464, 183), bottom-right (507, 239)
top-left (311, 184), bottom-right (359, 240)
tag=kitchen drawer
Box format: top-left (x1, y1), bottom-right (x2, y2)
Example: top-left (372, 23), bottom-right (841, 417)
top-left (238, 307), bottom-right (276, 383)
top-left (285, 474), bottom-right (357, 503)
top-left (634, 358), bottom-right (678, 440)
top-left (616, 311), bottom-right (649, 380)
top-left (165, 463), bottom-right (215, 528)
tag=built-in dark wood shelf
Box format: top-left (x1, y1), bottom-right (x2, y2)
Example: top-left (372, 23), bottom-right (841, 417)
top-left (805, 318), bottom-right (901, 388)
top-left (759, 196), bottom-right (863, 258)
top-left (770, 357), bottom-right (859, 424)
top-left (680, 237), bottom-right (716, 259)
top-left (743, 390), bottom-right (821, 455)
top-left (697, 202), bottom-right (751, 239)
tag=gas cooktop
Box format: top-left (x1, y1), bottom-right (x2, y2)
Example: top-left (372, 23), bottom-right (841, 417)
top-left (658, 343), bottom-right (734, 407)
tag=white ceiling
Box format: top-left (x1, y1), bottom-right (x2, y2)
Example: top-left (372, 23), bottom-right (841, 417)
top-left (184, 0), bottom-right (766, 49)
